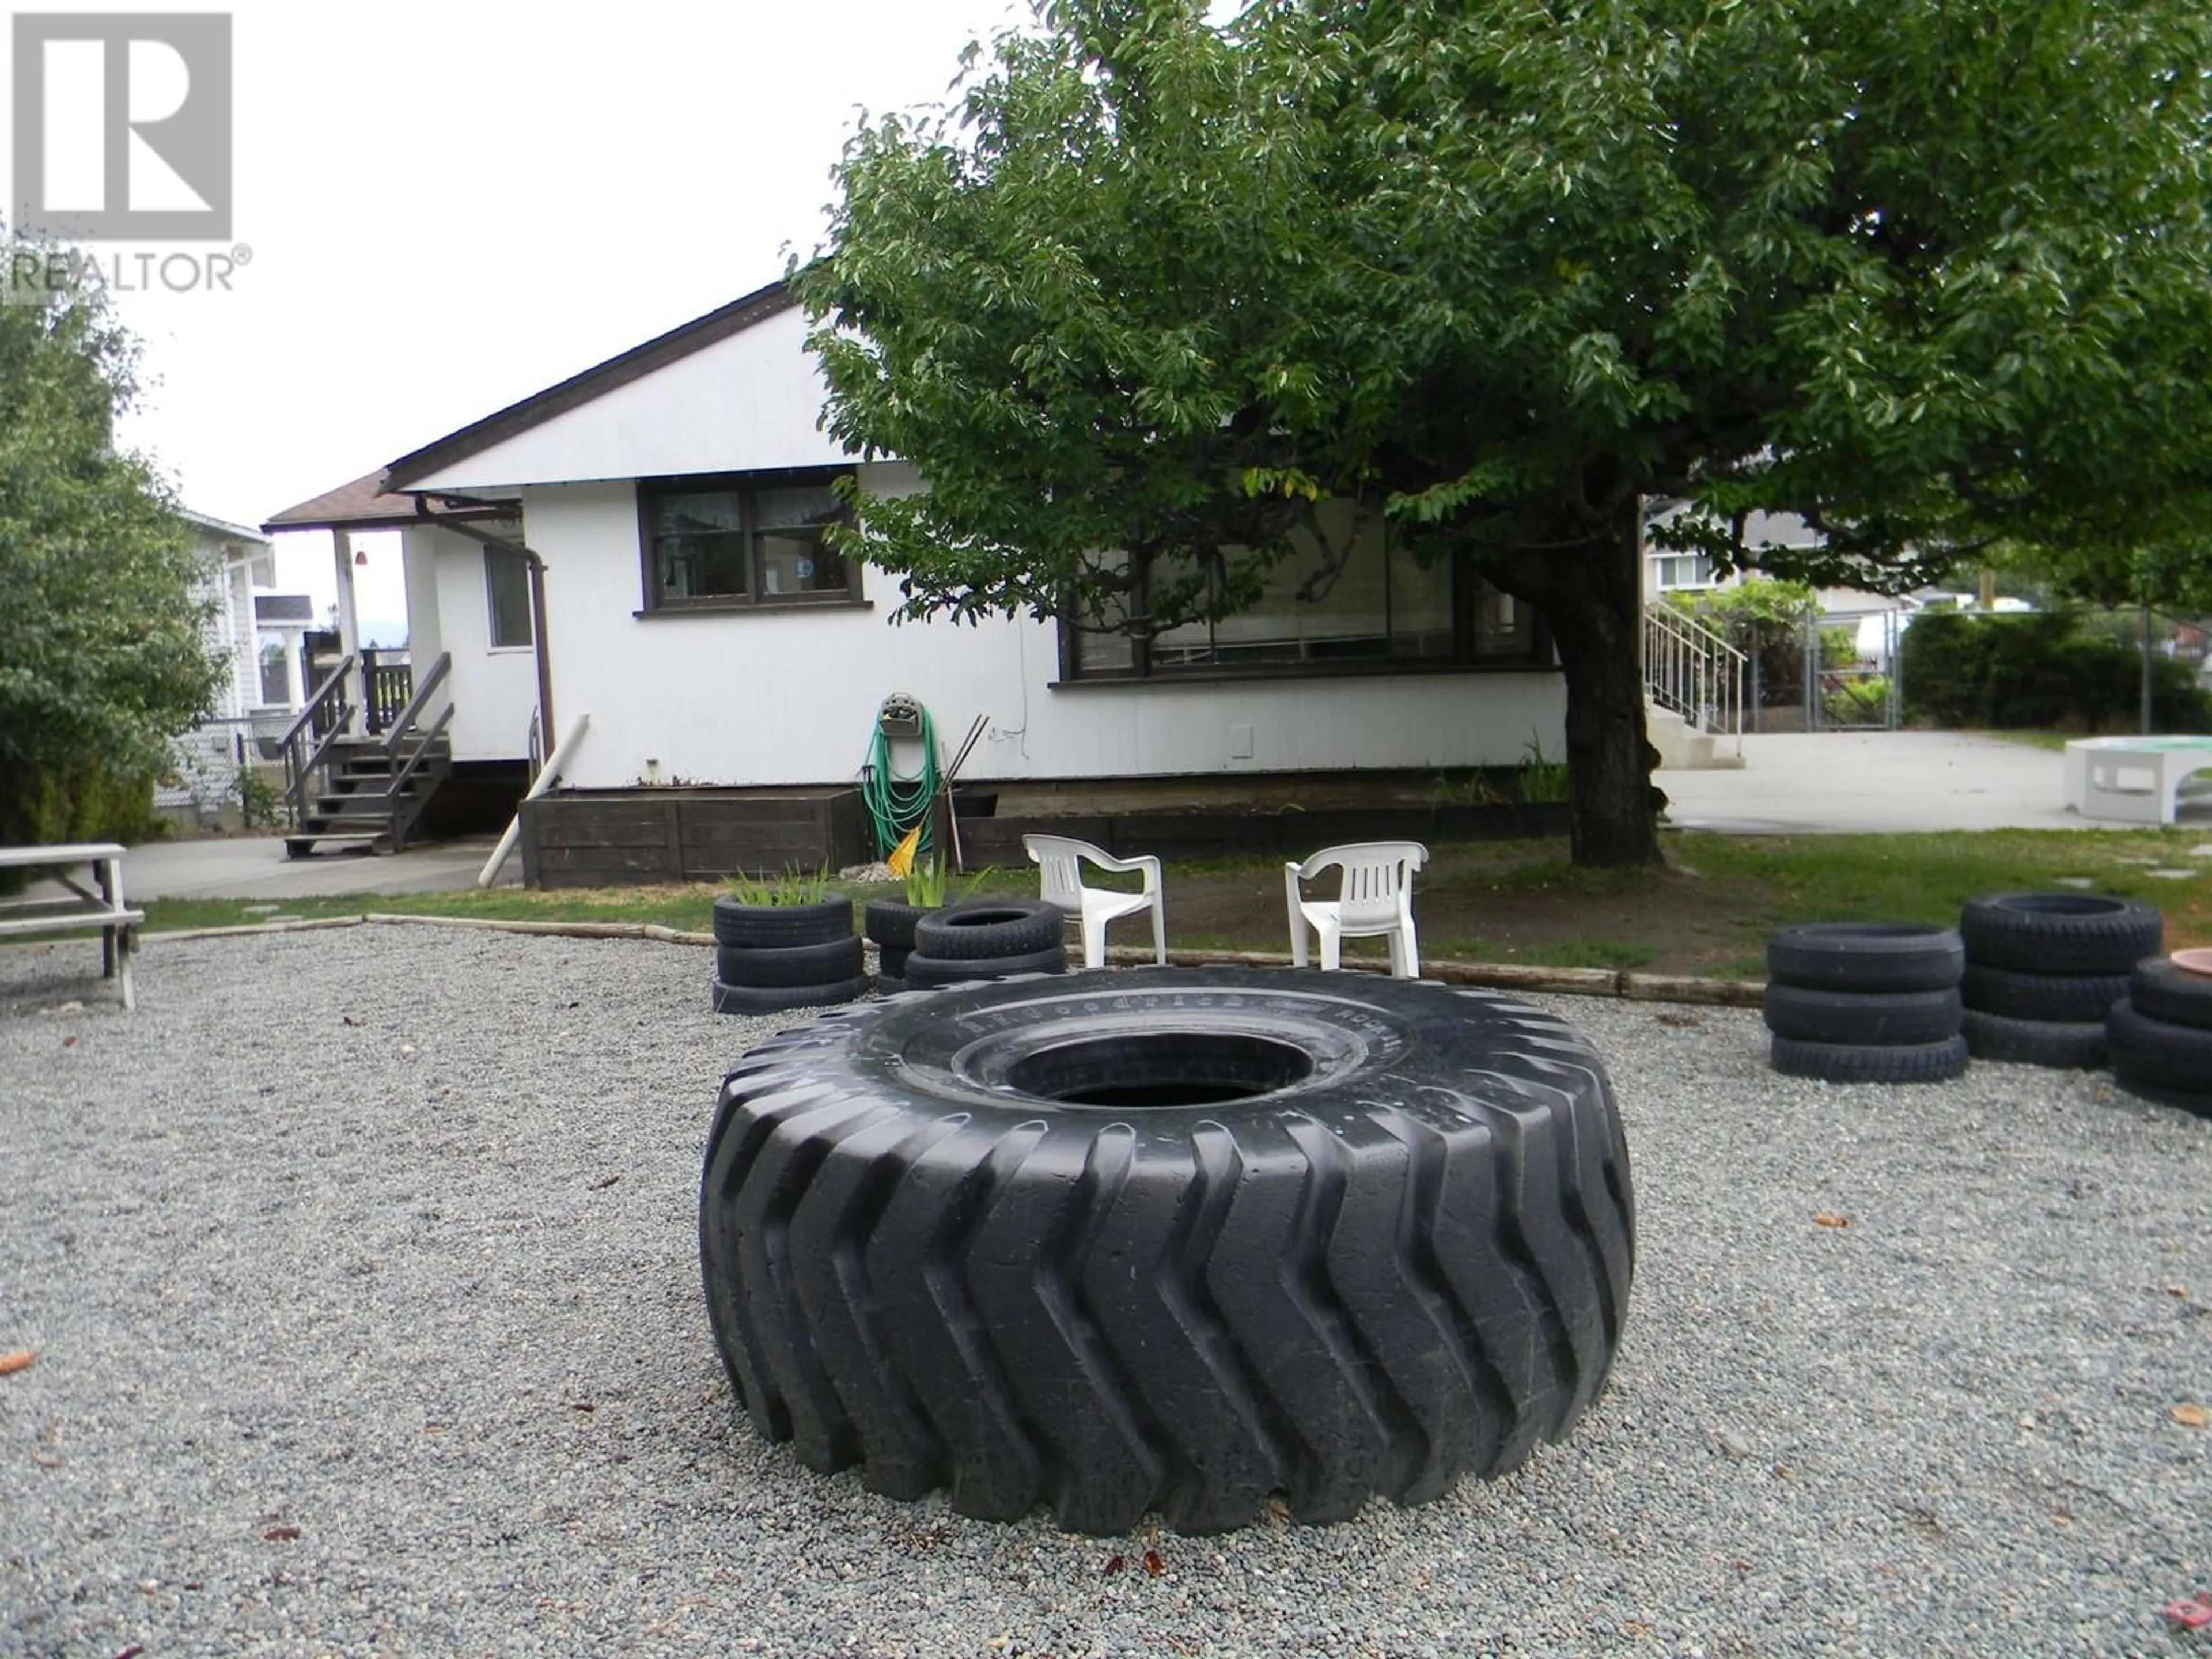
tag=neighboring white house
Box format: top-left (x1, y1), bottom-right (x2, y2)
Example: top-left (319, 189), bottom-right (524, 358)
top-left (179, 509), bottom-right (277, 721)
top-left (267, 278), bottom-right (1566, 824)
top-left (156, 510), bottom-right (317, 825)
top-left (1642, 506), bottom-right (1828, 598)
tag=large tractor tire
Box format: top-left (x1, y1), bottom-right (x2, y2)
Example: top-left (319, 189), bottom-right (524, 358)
top-left (699, 967), bottom-right (1635, 1535)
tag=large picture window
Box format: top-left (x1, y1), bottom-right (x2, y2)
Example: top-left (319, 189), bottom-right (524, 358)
top-left (1061, 504), bottom-right (1544, 680)
top-left (637, 470), bottom-right (860, 611)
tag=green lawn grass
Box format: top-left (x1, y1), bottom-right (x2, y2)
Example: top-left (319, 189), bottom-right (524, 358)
top-left (90, 824), bottom-right (2207, 981)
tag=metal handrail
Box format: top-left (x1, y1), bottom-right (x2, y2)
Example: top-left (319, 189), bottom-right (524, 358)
top-left (1644, 604), bottom-right (1748, 745)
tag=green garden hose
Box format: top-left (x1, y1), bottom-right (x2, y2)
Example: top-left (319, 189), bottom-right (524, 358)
top-left (861, 704), bottom-right (940, 860)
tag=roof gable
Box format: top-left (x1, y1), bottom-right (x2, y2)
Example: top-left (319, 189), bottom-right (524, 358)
top-left (385, 279), bottom-right (804, 493)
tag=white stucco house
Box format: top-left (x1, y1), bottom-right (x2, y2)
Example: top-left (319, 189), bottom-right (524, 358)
top-left (264, 278), bottom-right (1569, 878)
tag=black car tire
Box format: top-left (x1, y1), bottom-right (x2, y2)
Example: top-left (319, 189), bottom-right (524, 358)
top-left (863, 900), bottom-right (933, 952)
top-left (1960, 1008), bottom-right (2109, 1069)
top-left (912, 899), bottom-right (1065, 961)
top-left (1957, 893), bottom-right (2164, 976)
top-left (716, 937), bottom-right (865, 989)
top-left (1763, 923), bottom-right (1965, 994)
top-left (710, 975), bottom-right (872, 1016)
top-left (711, 895), bottom-right (854, 950)
top-left (2126, 958), bottom-right (2212, 1031)
top-left (903, 943), bottom-right (1068, 987)
top-left (1768, 1033), bottom-right (1971, 1084)
top-left (1961, 964), bottom-right (2134, 1024)
top-left (1760, 984), bottom-right (1963, 1046)
top-left (699, 967), bottom-right (1636, 1535)
top-left (877, 944), bottom-right (911, 981)
top-left (2107, 999), bottom-right (2212, 1095)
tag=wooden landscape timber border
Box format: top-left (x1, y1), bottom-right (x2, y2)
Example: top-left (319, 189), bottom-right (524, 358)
top-left (518, 788), bottom-right (872, 888)
top-left (122, 911), bottom-right (1762, 1007)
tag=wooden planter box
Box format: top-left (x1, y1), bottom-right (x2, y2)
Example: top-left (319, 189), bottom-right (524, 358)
top-left (521, 788), bottom-right (868, 889)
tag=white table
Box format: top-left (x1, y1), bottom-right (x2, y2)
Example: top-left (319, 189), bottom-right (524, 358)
top-left (0, 842), bottom-right (142, 1009)
top-left (2062, 737), bottom-right (2212, 826)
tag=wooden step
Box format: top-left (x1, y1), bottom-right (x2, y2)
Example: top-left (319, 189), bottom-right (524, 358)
top-left (284, 832), bottom-right (387, 858)
top-left (315, 786), bottom-right (437, 812)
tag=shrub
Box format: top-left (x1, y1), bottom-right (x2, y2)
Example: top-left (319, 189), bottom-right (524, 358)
top-left (0, 760), bottom-right (168, 895)
top-left (1823, 675), bottom-right (1890, 726)
top-left (1900, 611), bottom-right (2212, 730)
top-left (1665, 578), bottom-right (1822, 707)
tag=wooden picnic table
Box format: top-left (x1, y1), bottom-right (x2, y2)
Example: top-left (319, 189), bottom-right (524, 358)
top-left (0, 842), bottom-right (142, 1010)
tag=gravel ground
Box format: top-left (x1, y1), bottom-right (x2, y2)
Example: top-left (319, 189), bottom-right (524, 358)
top-left (1, 922), bottom-right (2207, 1659)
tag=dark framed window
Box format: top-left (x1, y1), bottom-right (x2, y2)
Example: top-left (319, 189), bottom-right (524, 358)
top-left (484, 545), bottom-right (535, 649)
top-left (1059, 504), bottom-right (1547, 681)
top-left (637, 469), bottom-right (860, 611)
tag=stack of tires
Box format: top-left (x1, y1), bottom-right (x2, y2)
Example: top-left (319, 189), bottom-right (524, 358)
top-left (1957, 893), bottom-right (2164, 1070)
top-left (2106, 957), bottom-right (2212, 1114)
top-left (902, 898), bottom-right (1067, 987)
top-left (710, 893), bottom-right (868, 1015)
top-left (863, 899), bottom-right (931, 993)
top-left (1763, 922), bottom-right (1968, 1083)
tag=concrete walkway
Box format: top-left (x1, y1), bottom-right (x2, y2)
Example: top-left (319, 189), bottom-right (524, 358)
top-left (1660, 729), bottom-right (2209, 835)
top-left (104, 835), bottom-right (521, 902)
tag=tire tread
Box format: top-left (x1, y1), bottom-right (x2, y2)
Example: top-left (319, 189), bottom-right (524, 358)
top-left (699, 970), bottom-right (1634, 1533)
top-left (1961, 1007), bottom-right (2109, 1069)
top-left (1959, 893), bottom-right (2163, 975)
top-left (1769, 1033), bottom-right (1971, 1083)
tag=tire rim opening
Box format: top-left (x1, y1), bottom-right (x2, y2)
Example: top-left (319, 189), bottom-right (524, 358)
top-left (1001, 1032), bottom-right (1316, 1108)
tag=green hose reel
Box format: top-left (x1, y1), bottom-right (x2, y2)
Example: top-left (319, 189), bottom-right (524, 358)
top-left (861, 694), bottom-right (939, 860)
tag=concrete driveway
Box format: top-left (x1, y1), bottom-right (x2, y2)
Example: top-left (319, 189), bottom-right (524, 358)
top-left (108, 835), bottom-right (521, 902)
top-left (1660, 729), bottom-right (2209, 835)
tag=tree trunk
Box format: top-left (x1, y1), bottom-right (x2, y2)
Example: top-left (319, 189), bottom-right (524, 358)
top-left (1489, 505), bottom-right (1665, 869)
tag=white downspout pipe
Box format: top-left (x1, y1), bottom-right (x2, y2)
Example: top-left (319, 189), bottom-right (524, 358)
top-left (477, 714), bottom-right (589, 888)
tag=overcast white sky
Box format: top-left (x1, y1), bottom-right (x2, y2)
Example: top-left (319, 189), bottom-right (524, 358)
top-left (4, 0), bottom-right (1024, 621)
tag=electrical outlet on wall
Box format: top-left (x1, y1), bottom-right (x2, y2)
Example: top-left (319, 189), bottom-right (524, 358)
top-left (1229, 724), bottom-right (1255, 760)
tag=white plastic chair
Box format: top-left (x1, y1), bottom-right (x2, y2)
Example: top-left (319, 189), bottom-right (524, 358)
top-left (1284, 841), bottom-right (1429, 976)
top-left (1022, 834), bottom-right (1168, 969)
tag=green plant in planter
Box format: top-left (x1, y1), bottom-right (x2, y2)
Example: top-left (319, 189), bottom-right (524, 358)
top-left (903, 854), bottom-right (950, 907)
top-left (902, 855), bottom-right (996, 908)
top-left (1518, 732), bottom-right (1571, 803)
top-left (725, 864), bottom-right (830, 907)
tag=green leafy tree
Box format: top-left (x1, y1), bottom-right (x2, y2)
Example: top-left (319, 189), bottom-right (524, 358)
top-left (803, 0), bottom-right (2212, 865)
top-left (0, 236), bottom-right (222, 854)
top-left (1997, 534), bottom-right (2212, 617)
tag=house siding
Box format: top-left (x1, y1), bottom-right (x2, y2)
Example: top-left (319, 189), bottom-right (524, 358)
top-left (387, 288), bottom-right (1567, 794)
top-left (522, 468), bottom-right (1565, 792)
top-left (403, 524), bottom-right (537, 762)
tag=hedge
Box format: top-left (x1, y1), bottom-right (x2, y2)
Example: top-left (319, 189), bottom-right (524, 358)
top-left (1900, 611), bottom-right (2212, 731)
